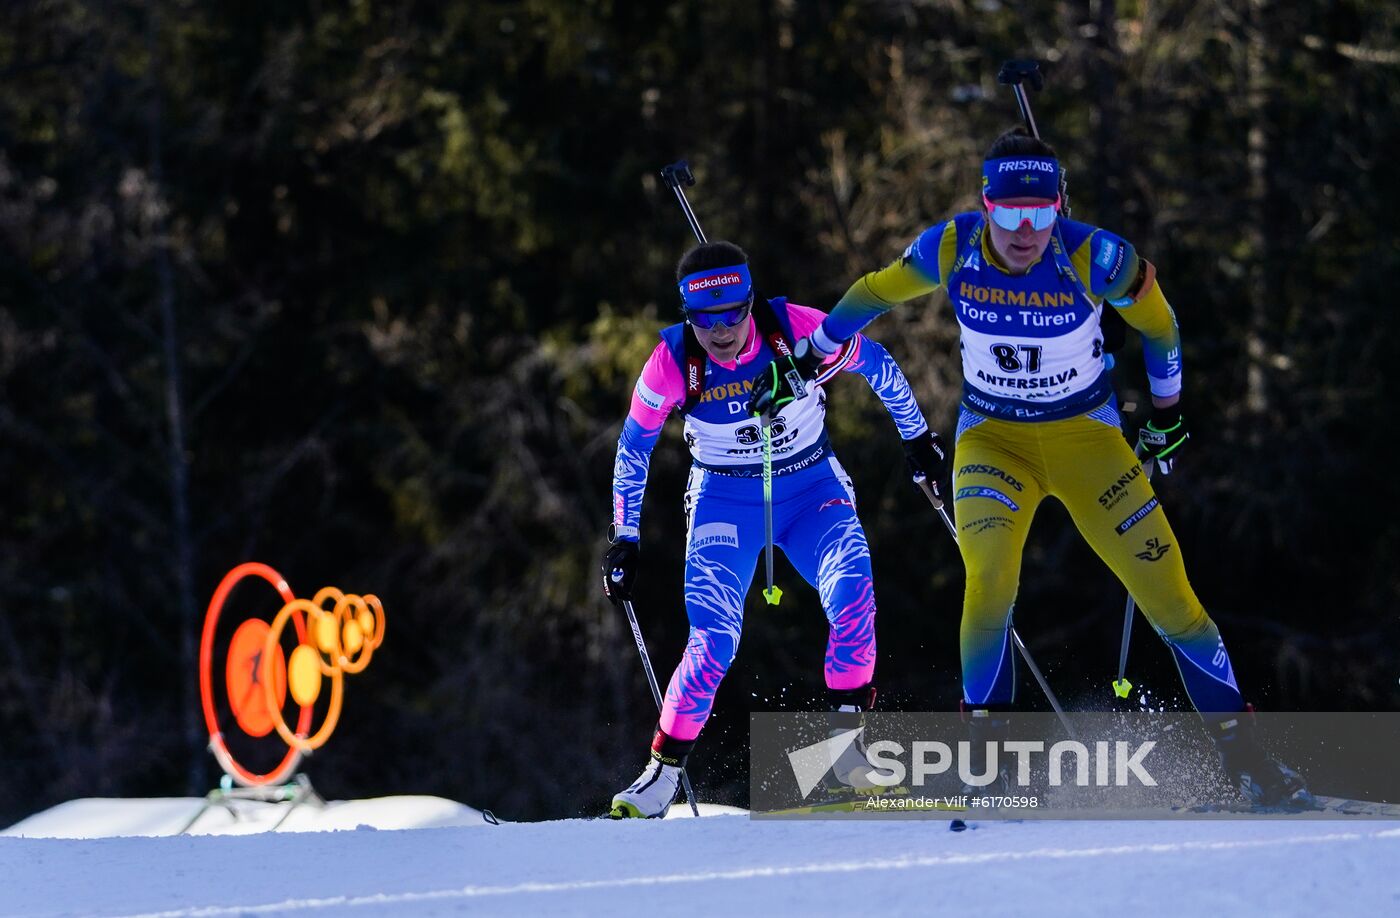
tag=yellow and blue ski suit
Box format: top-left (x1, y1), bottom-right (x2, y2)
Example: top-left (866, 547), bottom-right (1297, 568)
top-left (808, 213), bottom-right (1243, 711)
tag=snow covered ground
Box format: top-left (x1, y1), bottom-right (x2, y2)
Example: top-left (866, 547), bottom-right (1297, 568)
top-left (2, 796), bottom-right (1398, 917)
top-left (2, 794), bottom-right (498, 839)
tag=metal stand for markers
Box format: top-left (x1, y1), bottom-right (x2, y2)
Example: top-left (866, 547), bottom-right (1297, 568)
top-left (177, 771), bottom-right (325, 835)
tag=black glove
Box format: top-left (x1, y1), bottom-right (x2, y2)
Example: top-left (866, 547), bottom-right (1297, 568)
top-left (601, 539), bottom-right (640, 605)
top-left (1137, 405), bottom-right (1189, 475)
top-left (902, 430), bottom-right (949, 498)
top-left (746, 337), bottom-right (827, 419)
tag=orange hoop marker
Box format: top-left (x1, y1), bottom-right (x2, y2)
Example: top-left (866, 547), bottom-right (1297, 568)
top-left (199, 563), bottom-right (312, 786)
top-left (201, 563), bottom-right (386, 780)
top-left (264, 597), bottom-right (344, 752)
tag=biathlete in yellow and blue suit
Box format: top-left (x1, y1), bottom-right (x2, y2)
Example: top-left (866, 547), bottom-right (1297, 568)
top-left (748, 127), bottom-right (1307, 806)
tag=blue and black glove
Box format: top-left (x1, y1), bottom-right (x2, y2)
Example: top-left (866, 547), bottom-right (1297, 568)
top-left (1137, 405), bottom-right (1189, 475)
top-left (902, 430), bottom-right (949, 500)
top-left (746, 337), bottom-right (827, 419)
top-left (601, 538), bottom-right (640, 605)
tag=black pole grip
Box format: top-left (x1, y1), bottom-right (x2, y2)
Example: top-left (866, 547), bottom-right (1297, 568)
top-left (659, 159), bottom-right (707, 244)
top-left (660, 160), bottom-right (695, 190)
top-left (997, 59), bottom-right (1044, 92)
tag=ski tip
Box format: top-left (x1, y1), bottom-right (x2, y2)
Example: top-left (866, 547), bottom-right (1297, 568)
top-left (1285, 789), bottom-right (1318, 810)
top-left (1112, 678), bottom-right (1133, 699)
top-left (608, 800), bottom-right (646, 820)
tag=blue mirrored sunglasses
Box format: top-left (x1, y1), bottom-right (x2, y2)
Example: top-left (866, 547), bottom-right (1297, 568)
top-left (686, 296), bottom-right (754, 330)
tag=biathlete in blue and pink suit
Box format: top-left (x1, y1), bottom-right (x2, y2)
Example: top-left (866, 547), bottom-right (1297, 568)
top-left (601, 240), bottom-right (947, 818)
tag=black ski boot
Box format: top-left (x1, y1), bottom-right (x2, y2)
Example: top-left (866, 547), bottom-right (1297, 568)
top-left (959, 702), bottom-right (1014, 798)
top-left (949, 703), bottom-right (1014, 831)
top-left (1207, 707), bottom-right (1310, 807)
top-left (823, 684), bottom-right (890, 793)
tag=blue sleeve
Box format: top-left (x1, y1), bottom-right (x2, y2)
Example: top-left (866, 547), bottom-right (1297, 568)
top-left (840, 336), bottom-right (929, 440)
top-left (610, 417), bottom-right (660, 541)
top-left (1084, 228), bottom-right (1139, 301)
top-left (1071, 226), bottom-right (1182, 397)
top-left (901, 220), bottom-right (952, 286)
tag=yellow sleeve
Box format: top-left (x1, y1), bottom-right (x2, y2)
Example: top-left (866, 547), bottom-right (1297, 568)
top-left (823, 222), bottom-right (954, 343)
top-left (858, 256), bottom-right (943, 304)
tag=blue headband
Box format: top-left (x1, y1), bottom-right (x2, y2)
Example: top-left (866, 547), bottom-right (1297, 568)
top-left (678, 264), bottom-right (753, 311)
top-left (982, 156), bottom-right (1061, 201)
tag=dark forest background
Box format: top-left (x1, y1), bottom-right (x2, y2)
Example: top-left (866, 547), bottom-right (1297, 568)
top-left (1, 0), bottom-right (1397, 825)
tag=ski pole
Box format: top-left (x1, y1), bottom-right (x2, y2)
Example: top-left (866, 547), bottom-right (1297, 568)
top-left (1000, 58), bottom-right (1138, 367)
top-left (914, 474), bottom-right (958, 541)
top-left (660, 160), bottom-right (708, 244)
top-left (662, 158), bottom-right (781, 605)
top-left (997, 61), bottom-right (1134, 696)
top-left (997, 59), bottom-right (1043, 136)
top-left (914, 476), bottom-right (1075, 737)
top-left (760, 416), bottom-right (782, 605)
top-left (612, 574), bottom-right (700, 818)
top-left (1111, 451), bottom-right (1156, 699)
top-left (1007, 629), bottom-right (1075, 738)
top-left (997, 59), bottom-right (1069, 216)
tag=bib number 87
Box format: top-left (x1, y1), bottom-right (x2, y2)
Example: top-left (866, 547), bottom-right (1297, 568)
top-left (990, 343), bottom-right (1043, 373)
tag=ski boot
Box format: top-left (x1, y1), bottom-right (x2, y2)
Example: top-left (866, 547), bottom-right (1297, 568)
top-left (949, 703), bottom-right (1014, 831)
top-left (610, 727), bottom-right (695, 819)
top-left (1207, 706), bottom-right (1310, 807)
top-left (822, 685), bottom-right (895, 794)
top-left (958, 702), bottom-right (1014, 800)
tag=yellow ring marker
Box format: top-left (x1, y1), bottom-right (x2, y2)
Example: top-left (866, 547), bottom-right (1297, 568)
top-left (314, 612), bottom-right (340, 658)
top-left (264, 598), bottom-right (344, 752)
top-left (312, 589), bottom-right (343, 655)
top-left (259, 586), bottom-right (385, 753)
top-left (343, 619), bottom-right (364, 657)
top-left (288, 644), bottom-right (323, 706)
top-left (336, 595), bottom-right (374, 674)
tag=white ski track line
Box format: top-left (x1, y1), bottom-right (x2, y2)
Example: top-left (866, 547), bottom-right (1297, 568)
top-left (114, 827), bottom-right (1400, 917)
